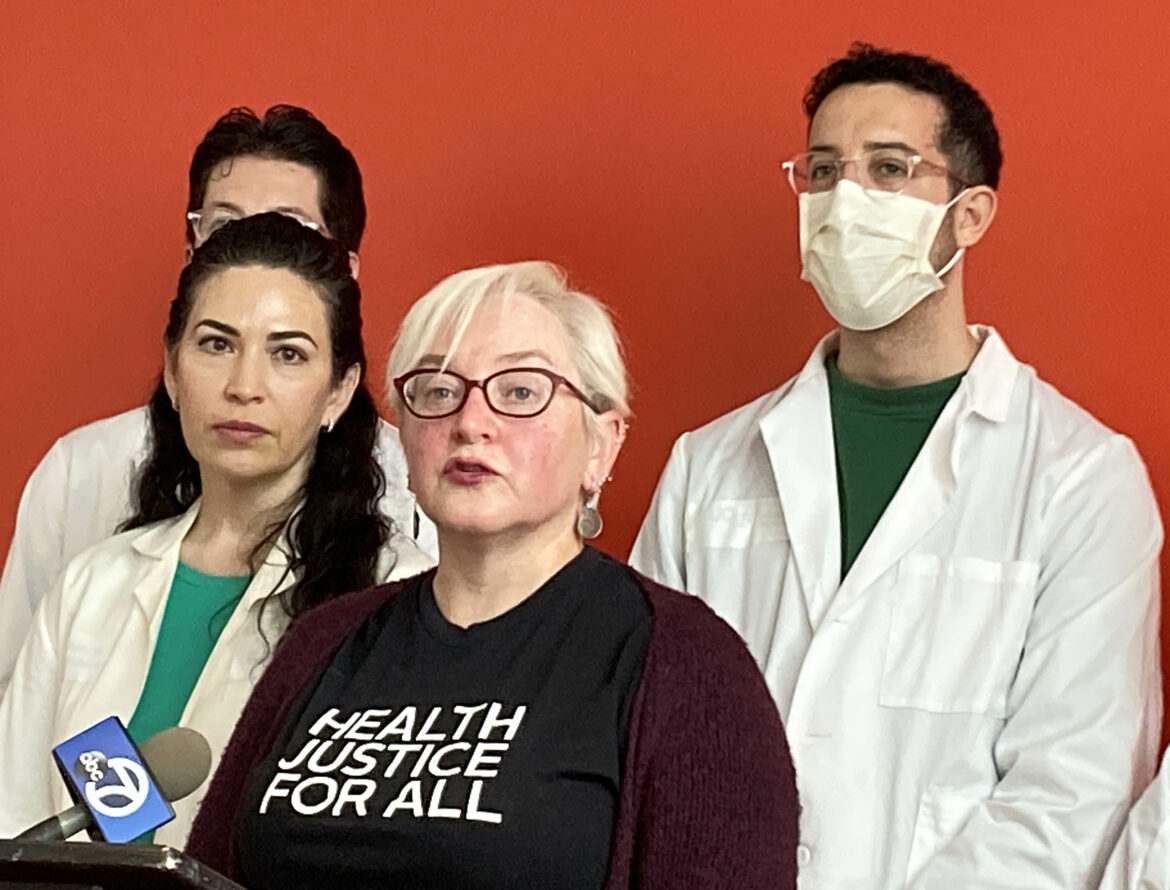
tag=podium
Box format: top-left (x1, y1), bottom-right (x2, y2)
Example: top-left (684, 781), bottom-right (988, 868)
top-left (0, 840), bottom-right (244, 889)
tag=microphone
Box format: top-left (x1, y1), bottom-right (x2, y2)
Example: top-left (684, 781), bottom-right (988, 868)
top-left (138, 726), bottom-right (213, 802)
top-left (13, 721), bottom-right (212, 843)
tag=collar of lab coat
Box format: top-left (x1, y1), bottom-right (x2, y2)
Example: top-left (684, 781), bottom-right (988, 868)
top-left (959, 325), bottom-right (1018, 423)
top-left (128, 500), bottom-right (296, 626)
top-left (794, 323), bottom-right (1018, 424)
top-left (758, 323), bottom-right (1022, 626)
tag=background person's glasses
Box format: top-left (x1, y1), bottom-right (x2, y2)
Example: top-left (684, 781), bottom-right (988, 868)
top-left (394, 367), bottom-right (600, 419)
top-left (782, 147), bottom-right (962, 195)
top-left (186, 209), bottom-right (322, 246)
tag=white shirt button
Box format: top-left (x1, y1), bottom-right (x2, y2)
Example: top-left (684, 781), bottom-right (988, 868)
top-left (797, 844), bottom-right (812, 866)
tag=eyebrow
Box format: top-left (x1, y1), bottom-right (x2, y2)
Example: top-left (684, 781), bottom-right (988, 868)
top-left (194, 320), bottom-right (318, 348)
top-left (269, 330), bottom-right (318, 347)
top-left (416, 349), bottom-right (556, 368)
top-left (500, 349), bottom-right (556, 364)
top-left (204, 201), bottom-right (315, 218)
top-left (865, 140), bottom-right (919, 154)
top-left (206, 201), bottom-right (244, 214)
top-left (806, 140), bottom-right (921, 155)
top-left (195, 319), bottom-right (240, 337)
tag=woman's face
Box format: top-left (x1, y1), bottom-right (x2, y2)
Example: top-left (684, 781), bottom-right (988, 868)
top-left (164, 265), bottom-right (358, 494)
top-left (400, 294), bottom-right (623, 546)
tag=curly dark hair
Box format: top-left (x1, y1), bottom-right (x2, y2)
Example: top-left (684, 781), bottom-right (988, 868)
top-left (804, 42), bottom-right (1002, 190)
top-left (122, 212), bottom-right (389, 622)
top-left (187, 105), bottom-right (366, 252)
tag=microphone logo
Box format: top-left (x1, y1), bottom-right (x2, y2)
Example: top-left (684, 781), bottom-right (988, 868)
top-left (49, 716), bottom-right (175, 842)
top-left (83, 756), bottom-right (151, 818)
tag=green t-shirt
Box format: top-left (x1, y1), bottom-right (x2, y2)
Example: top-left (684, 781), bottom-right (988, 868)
top-left (827, 355), bottom-right (964, 580)
top-left (127, 561), bottom-right (250, 743)
top-left (125, 561), bottom-right (249, 841)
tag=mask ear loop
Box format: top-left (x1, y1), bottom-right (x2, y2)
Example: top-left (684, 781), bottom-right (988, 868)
top-left (936, 246), bottom-right (965, 278)
top-left (934, 188), bottom-right (969, 277)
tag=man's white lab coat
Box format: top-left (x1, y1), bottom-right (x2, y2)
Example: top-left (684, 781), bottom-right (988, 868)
top-left (0, 407), bottom-right (437, 696)
top-left (0, 501), bottom-right (434, 847)
top-left (630, 327), bottom-right (1163, 889)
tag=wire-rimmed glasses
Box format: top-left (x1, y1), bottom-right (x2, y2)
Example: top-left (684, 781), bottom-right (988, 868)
top-left (781, 147), bottom-right (965, 195)
top-left (393, 367), bottom-right (601, 419)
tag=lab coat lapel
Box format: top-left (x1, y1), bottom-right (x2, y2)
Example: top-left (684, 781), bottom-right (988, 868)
top-left (826, 326), bottom-right (1016, 622)
top-left (829, 396), bottom-right (961, 620)
top-left (759, 334), bottom-right (842, 629)
top-left (77, 505), bottom-right (201, 729)
top-left (180, 538), bottom-right (294, 707)
top-left (128, 503), bottom-right (201, 640)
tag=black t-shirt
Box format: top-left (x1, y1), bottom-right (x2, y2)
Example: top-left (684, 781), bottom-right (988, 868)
top-left (236, 547), bottom-right (652, 890)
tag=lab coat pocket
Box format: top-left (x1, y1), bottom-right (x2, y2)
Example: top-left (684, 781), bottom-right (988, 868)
top-left (686, 498), bottom-right (788, 549)
top-left (880, 554), bottom-right (1038, 716)
top-left (904, 785), bottom-right (984, 884)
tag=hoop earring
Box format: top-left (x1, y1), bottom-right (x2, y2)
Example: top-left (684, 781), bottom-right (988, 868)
top-left (577, 489), bottom-right (603, 540)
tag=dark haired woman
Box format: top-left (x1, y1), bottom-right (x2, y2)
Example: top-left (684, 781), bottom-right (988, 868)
top-left (0, 214), bottom-right (431, 846)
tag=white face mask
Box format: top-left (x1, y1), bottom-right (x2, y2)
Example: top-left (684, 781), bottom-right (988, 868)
top-left (798, 179), bottom-right (965, 331)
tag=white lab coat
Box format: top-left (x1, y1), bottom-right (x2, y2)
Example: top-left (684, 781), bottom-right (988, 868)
top-left (0, 406), bottom-right (437, 697)
top-left (630, 326), bottom-right (1163, 890)
top-left (1101, 748), bottom-right (1170, 890)
top-left (0, 501), bottom-right (435, 847)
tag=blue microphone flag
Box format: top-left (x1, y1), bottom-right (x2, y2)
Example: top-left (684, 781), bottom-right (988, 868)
top-left (51, 716), bottom-right (175, 842)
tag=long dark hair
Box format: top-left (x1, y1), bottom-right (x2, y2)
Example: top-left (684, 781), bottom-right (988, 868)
top-left (123, 212), bottom-right (388, 621)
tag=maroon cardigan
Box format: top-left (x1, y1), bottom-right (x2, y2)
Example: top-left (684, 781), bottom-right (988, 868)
top-left (186, 569), bottom-right (800, 888)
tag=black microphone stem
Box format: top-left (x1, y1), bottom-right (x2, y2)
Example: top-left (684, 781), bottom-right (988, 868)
top-left (12, 804), bottom-right (90, 842)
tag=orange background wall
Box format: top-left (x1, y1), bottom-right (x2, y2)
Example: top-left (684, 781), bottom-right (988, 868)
top-left (3, 2), bottom-right (1168, 716)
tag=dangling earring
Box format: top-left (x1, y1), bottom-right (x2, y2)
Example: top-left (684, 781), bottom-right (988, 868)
top-left (577, 489), bottom-right (603, 539)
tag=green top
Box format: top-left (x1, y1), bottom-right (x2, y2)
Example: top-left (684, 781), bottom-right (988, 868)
top-left (126, 562), bottom-right (249, 840)
top-left (127, 561), bottom-right (250, 743)
top-left (827, 355), bottom-right (964, 580)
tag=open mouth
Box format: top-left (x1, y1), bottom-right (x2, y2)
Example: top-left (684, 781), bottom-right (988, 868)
top-left (443, 458), bottom-right (498, 480)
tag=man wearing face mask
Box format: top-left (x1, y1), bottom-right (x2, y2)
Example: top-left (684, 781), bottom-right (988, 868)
top-left (631, 43), bottom-right (1162, 889)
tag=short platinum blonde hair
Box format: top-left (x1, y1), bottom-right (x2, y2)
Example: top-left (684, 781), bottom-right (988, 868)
top-left (385, 261), bottom-right (630, 428)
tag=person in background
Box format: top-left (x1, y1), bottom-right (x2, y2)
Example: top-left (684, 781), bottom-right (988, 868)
top-left (631, 43), bottom-right (1162, 889)
top-left (0, 214), bottom-right (432, 846)
top-left (186, 261), bottom-right (800, 889)
top-left (0, 105), bottom-right (436, 698)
